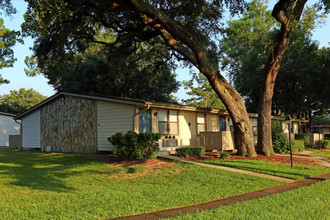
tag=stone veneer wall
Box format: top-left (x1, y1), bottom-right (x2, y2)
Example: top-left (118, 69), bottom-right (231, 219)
top-left (40, 96), bottom-right (97, 153)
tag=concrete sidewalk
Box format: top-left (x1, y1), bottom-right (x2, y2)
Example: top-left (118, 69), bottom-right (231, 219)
top-left (159, 155), bottom-right (295, 183)
top-left (110, 172), bottom-right (330, 220)
top-left (293, 150), bottom-right (330, 167)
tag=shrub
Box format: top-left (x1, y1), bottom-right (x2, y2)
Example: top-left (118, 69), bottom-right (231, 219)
top-left (273, 140), bottom-right (291, 154)
top-left (218, 151), bottom-right (229, 159)
top-left (108, 131), bottom-right (162, 160)
top-left (321, 140), bottom-right (330, 149)
top-left (176, 147), bottom-right (205, 157)
top-left (324, 134), bottom-right (330, 140)
top-left (272, 121), bottom-right (289, 154)
top-left (292, 140), bottom-right (305, 151)
top-left (295, 133), bottom-right (310, 147)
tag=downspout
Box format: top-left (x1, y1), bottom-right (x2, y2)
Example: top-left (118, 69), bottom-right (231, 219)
top-left (14, 119), bottom-right (22, 151)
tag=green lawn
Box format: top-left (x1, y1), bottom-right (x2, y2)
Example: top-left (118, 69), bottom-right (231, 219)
top-left (307, 148), bottom-right (330, 158)
top-left (0, 149), bottom-right (281, 219)
top-left (202, 159), bottom-right (330, 179)
top-left (168, 179), bottom-right (330, 220)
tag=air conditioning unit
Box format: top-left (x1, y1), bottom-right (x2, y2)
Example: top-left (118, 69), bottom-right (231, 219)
top-left (163, 139), bottom-right (178, 147)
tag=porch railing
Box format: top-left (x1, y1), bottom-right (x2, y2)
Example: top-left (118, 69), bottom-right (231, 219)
top-left (200, 131), bottom-right (235, 151)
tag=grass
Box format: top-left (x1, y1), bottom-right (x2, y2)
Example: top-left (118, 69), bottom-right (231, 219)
top-left (307, 148), bottom-right (330, 158)
top-left (202, 159), bottom-right (330, 179)
top-left (0, 149), bottom-right (281, 219)
top-left (168, 179), bottom-right (330, 220)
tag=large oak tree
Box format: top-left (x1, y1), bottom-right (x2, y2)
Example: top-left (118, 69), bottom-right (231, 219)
top-left (221, 0), bottom-right (329, 154)
top-left (257, 0), bottom-right (329, 155)
top-left (21, 0), bottom-right (257, 156)
top-left (66, 0), bottom-right (257, 156)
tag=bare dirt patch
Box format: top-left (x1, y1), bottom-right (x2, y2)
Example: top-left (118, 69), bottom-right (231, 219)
top-left (109, 157), bottom-right (175, 170)
top-left (99, 154), bottom-right (175, 169)
top-left (93, 154), bottom-right (178, 179)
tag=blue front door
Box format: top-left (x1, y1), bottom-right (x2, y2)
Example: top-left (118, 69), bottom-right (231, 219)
top-left (139, 109), bottom-right (151, 133)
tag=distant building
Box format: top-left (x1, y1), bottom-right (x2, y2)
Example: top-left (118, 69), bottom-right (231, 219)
top-left (310, 121), bottom-right (330, 134)
top-left (0, 112), bottom-right (20, 147)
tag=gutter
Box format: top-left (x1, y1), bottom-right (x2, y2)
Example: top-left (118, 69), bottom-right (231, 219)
top-left (133, 104), bottom-right (150, 117)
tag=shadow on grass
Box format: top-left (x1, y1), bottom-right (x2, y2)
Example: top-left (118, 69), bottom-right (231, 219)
top-left (0, 149), bottom-right (98, 192)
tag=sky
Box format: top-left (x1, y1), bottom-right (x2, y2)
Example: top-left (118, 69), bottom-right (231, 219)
top-left (0, 0), bottom-right (329, 101)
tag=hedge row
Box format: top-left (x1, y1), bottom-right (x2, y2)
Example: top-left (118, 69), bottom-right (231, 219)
top-left (176, 147), bottom-right (205, 157)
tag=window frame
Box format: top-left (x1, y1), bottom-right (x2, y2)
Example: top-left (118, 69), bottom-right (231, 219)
top-left (219, 116), bottom-right (226, 131)
top-left (252, 118), bottom-right (258, 137)
top-left (229, 118), bottom-right (234, 132)
top-left (197, 113), bottom-right (206, 135)
top-left (158, 109), bottom-right (179, 135)
top-left (139, 109), bottom-right (152, 133)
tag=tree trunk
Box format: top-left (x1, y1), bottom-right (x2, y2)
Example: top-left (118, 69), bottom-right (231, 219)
top-left (257, 68), bottom-right (278, 156)
top-left (206, 74), bottom-right (256, 156)
top-left (257, 26), bottom-right (291, 156)
top-left (257, 0), bottom-right (307, 156)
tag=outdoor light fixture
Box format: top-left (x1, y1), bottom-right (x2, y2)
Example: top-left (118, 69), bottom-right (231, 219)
top-left (286, 116), bottom-right (294, 169)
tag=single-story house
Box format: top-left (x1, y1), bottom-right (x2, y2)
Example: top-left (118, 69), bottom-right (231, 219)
top-left (310, 121), bottom-right (330, 134)
top-left (0, 112), bottom-right (20, 147)
top-left (14, 92), bottom-right (301, 153)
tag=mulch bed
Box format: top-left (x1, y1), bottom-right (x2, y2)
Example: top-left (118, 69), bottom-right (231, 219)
top-left (92, 151), bottom-right (322, 170)
top-left (97, 154), bottom-right (175, 170)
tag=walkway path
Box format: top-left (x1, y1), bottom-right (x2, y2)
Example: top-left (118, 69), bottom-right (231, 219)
top-left (158, 155), bottom-right (295, 182)
top-left (110, 172), bottom-right (330, 220)
top-left (293, 150), bottom-right (330, 167)
top-left (108, 153), bottom-right (330, 220)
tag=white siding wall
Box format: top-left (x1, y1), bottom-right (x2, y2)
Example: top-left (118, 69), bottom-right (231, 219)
top-left (22, 110), bottom-right (40, 148)
top-left (0, 115), bottom-right (20, 146)
top-left (293, 122), bottom-right (299, 134)
top-left (180, 111), bottom-right (196, 146)
top-left (97, 101), bottom-right (134, 151)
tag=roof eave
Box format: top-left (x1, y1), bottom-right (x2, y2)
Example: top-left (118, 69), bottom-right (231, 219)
top-left (14, 92), bottom-right (147, 120)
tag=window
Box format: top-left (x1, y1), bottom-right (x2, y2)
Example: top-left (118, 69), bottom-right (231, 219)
top-left (219, 116), bottom-right (226, 131)
top-left (158, 109), bottom-right (178, 135)
top-left (229, 118), bottom-right (234, 132)
top-left (197, 113), bottom-right (206, 134)
top-left (158, 109), bottom-right (168, 134)
top-left (139, 109), bottom-right (151, 133)
top-left (252, 118), bottom-right (258, 136)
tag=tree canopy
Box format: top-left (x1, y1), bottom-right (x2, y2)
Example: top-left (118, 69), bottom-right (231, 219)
top-left (22, 0), bottom-right (179, 102)
top-left (0, 0), bottom-right (17, 85)
top-left (0, 18), bottom-right (16, 85)
top-left (0, 88), bottom-right (47, 114)
top-left (221, 0), bottom-right (276, 113)
top-left (221, 0), bottom-right (329, 118)
top-left (220, 0), bottom-right (329, 155)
